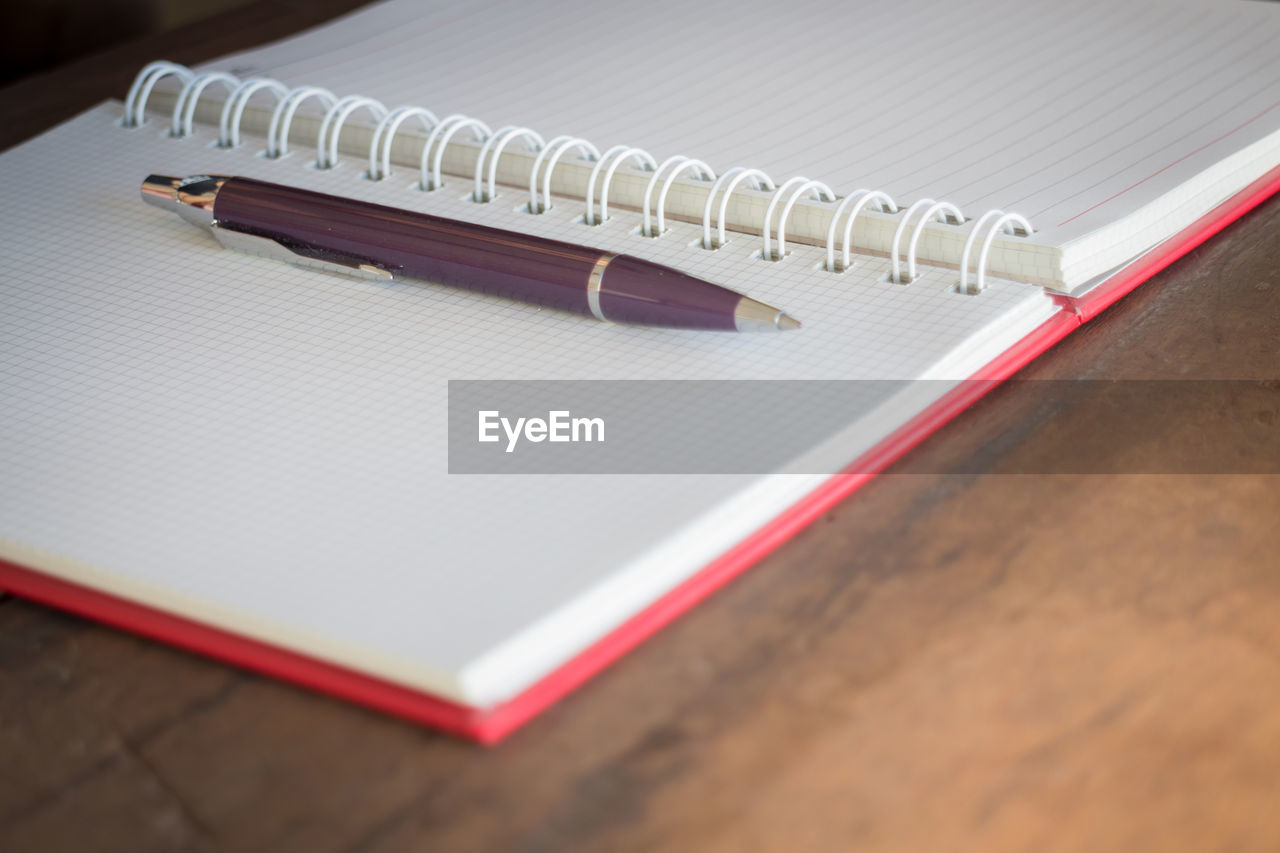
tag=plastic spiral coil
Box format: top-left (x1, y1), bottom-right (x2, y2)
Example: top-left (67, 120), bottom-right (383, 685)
top-left (123, 61), bottom-right (1034, 293)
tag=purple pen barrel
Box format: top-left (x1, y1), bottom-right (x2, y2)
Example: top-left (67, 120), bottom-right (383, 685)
top-left (210, 177), bottom-right (745, 330)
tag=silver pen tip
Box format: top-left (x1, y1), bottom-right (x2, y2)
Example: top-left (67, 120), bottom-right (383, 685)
top-left (734, 297), bottom-right (803, 332)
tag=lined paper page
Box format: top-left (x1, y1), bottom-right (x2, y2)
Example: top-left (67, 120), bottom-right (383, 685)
top-left (0, 106), bottom-right (1053, 705)
top-left (206, 0), bottom-right (1280, 251)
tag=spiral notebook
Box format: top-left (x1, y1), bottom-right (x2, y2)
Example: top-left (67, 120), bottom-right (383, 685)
top-left (2, 0), bottom-right (1278, 742)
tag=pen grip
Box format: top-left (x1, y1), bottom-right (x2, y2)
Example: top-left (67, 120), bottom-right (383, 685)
top-left (213, 177), bottom-right (601, 316)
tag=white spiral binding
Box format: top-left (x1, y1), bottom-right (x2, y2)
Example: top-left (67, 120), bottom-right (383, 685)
top-left (219, 77), bottom-right (289, 148)
top-left (474, 126), bottom-right (544, 202)
top-left (825, 189), bottom-right (897, 272)
top-left (702, 168), bottom-right (775, 249)
top-left (369, 106), bottom-right (439, 180)
top-left (957, 211), bottom-right (1033, 294)
top-left (267, 86), bottom-right (338, 159)
top-left (763, 177), bottom-right (836, 261)
top-left (124, 61), bottom-right (1034, 294)
top-left (123, 61), bottom-right (193, 128)
top-left (529, 136), bottom-right (599, 214)
top-left (890, 198), bottom-right (963, 283)
top-left (586, 146), bottom-right (656, 226)
top-left (171, 72), bottom-right (240, 138)
top-left (316, 95), bottom-right (388, 169)
top-left (419, 115), bottom-right (491, 191)
top-left (642, 157), bottom-right (714, 237)
top-left (958, 209), bottom-right (1006, 293)
top-left (906, 201), bottom-right (963, 283)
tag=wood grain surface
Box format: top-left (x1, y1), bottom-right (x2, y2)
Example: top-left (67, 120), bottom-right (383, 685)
top-left (1, 4), bottom-right (1277, 850)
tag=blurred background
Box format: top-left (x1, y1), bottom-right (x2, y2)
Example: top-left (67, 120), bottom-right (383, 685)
top-left (2, 0), bottom-right (257, 85)
top-left (0, 0), bottom-right (369, 146)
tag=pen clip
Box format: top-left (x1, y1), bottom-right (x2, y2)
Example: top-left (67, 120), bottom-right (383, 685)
top-left (210, 224), bottom-right (394, 282)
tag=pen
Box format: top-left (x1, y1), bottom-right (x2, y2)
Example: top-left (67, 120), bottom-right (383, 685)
top-left (140, 174), bottom-right (801, 332)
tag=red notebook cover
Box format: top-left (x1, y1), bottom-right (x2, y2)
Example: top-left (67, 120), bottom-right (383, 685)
top-left (2, 165), bottom-right (1277, 744)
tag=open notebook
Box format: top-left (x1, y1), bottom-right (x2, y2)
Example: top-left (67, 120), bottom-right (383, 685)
top-left (2, 0), bottom-right (1278, 742)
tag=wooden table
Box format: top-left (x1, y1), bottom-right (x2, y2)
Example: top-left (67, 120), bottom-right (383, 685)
top-left (1, 4), bottom-right (1277, 850)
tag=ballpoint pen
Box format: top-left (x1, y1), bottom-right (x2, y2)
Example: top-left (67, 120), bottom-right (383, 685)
top-left (140, 174), bottom-right (801, 332)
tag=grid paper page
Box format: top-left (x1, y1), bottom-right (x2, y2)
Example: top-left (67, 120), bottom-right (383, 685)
top-left (205, 0), bottom-right (1280, 253)
top-left (0, 104), bottom-right (1055, 705)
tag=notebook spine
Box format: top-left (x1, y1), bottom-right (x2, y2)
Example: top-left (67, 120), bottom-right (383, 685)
top-left (123, 61), bottom-right (1035, 294)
